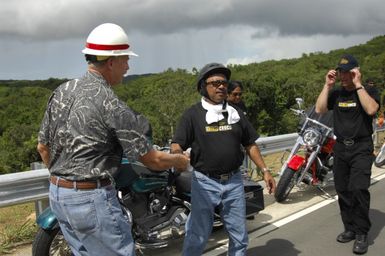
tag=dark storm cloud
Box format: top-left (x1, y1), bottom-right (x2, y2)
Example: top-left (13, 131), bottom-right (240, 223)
top-left (0, 0), bottom-right (383, 79)
top-left (1, 0), bottom-right (384, 41)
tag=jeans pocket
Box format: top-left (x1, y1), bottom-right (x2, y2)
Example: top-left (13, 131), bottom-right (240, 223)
top-left (63, 196), bottom-right (98, 233)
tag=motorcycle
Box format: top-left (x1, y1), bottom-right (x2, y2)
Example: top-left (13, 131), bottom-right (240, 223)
top-left (32, 149), bottom-right (264, 256)
top-left (374, 142), bottom-right (385, 167)
top-left (274, 98), bottom-right (335, 203)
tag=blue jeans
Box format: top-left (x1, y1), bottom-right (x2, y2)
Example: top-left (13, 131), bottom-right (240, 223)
top-left (49, 180), bottom-right (135, 256)
top-left (182, 170), bottom-right (248, 256)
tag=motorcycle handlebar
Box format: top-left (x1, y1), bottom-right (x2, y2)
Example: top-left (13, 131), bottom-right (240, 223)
top-left (290, 108), bottom-right (306, 116)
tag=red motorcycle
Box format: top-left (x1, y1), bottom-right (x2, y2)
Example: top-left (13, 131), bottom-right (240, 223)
top-left (275, 98), bottom-right (335, 202)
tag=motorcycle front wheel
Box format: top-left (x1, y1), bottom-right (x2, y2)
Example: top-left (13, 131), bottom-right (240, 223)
top-left (374, 143), bottom-right (385, 167)
top-left (274, 167), bottom-right (298, 202)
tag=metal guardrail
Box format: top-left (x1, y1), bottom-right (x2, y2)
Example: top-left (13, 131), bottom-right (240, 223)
top-left (5, 129), bottom-right (385, 217)
top-left (1, 127), bottom-right (384, 216)
top-left (0, 133), bottom-right (299, 216)
top-left (256, 133), bottom-right (298, 155)
top-left (0, 168), bottom-right (49, 208)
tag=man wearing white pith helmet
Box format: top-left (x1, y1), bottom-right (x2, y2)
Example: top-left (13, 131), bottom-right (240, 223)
top-left (37, 23), bottom-right (189, 256)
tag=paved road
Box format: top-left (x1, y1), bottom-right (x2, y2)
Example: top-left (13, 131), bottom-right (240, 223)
top-left (206, 167), bottom-right (385, 256)
top-left (10, 166), bottom-right (385, 256)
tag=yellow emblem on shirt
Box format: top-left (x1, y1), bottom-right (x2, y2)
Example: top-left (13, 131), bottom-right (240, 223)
top-left (338, 101), bottom-right (356, 108)
top-left (205, 125), bottom-right (232, 132)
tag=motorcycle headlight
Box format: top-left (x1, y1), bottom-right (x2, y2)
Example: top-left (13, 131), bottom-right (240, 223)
top-left (303, 129), bottom-right (321, 147)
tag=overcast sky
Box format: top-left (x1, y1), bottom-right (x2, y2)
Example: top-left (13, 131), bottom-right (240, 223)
top-left (1, 0), bottom-right (384, 80)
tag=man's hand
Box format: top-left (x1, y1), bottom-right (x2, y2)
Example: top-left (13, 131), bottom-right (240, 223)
top-left (350, 68), bottom-right (362, 87)
top-left (325, 69), bottom-right (337, 89)
top-left (173, 153), bottom-right (190, 172)
top-left (263, 171), bottom-right (276, 194)
top-left (170, 143), bottom-right (191, 172)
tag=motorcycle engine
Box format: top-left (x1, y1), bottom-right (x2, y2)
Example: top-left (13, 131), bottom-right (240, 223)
top-left (134, 206), bottom-right (189, 249)
top-left (149, 192), bottom-right (168, 214)
top-left (121, 192), bottom-right (148, 219)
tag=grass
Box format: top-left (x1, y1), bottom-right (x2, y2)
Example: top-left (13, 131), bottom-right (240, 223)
top-left (0, 203), bottom-right (37, 255)
top-left (246, 151), bottom-right (289, 181)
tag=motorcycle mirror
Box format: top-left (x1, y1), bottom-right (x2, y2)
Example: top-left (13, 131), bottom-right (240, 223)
top-left (295, 98), bottom-right (304, 108)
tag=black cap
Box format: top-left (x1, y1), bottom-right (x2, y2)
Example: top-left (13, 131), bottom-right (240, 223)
top-left (336, 54), bottom-right (359, 72)
top-left (196, 63), bottom-right (231, 92)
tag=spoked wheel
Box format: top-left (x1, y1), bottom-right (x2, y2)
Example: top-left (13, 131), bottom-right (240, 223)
top-left (375, 143), bottom-right (385, 167)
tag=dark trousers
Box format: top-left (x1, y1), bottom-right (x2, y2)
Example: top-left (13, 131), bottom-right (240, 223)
top-left (333, 140), bottom-right (373, 235)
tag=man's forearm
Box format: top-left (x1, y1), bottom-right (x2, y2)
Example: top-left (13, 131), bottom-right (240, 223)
top-left (37, 143), bottom-right (50, 167)
top-left (356, 88), bottom-right (379, 116)
top-left (315, 85), bottom-right (330, 114)
top-left (139, 149), bottom-right (188, 171)
top-left (246, 144), bottom-right (267, 170)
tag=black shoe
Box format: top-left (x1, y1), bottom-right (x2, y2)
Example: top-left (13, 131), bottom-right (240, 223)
top-left (336, 230), bottom-right (356, 243)
top-left (353, 234), bottom-right (368, 254)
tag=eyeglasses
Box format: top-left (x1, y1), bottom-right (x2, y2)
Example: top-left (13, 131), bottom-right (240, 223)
top-left (205, 80), bottom-right (228, 88)
top-left (231, 92), bottom-right (243, 97)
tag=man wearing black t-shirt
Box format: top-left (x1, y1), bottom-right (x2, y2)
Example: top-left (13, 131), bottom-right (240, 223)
top-left (315, 54), bottom-right (380, 255)
top-left (171, 63), bottom-right (276, 256)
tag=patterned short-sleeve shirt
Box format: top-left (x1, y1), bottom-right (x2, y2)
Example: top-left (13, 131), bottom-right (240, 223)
top-left (38, 71), bottom-right (152, 180)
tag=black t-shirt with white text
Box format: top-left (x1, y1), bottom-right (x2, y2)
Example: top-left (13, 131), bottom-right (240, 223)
top-left (172, 102), bottom-right (259, 174)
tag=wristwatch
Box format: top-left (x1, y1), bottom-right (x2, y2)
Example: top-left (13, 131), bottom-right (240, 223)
top-left (356, 86), bottom-right (364, 91)
top-left (262, 167), bottom-right (271, 174)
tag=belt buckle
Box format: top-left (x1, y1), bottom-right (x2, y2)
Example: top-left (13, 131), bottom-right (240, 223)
top-left (343, 138), bottom-right (354, 146)
top-left (219, 174), bottom-right (230, 181)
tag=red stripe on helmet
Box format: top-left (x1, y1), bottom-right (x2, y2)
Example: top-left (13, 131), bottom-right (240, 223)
top-left (86, 43), bottom-right (129, 51)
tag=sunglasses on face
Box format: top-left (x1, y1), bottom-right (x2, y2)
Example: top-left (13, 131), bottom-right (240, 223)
top-left (205, 80), bottom-right (228, 88)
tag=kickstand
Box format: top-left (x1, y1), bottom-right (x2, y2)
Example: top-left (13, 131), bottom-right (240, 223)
top-left (316, 186), bottom-right (334, 199)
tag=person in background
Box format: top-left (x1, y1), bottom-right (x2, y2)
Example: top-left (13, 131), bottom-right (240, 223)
top-left (227, 80), bottom-right (247, 115)
top-left (377, 112), bottom-right (384, 128)
top-left (171, 63), bottom-right (276, 256)
top-left (315, 54), bottom-right (379, 255)
top-left (365, 78), bottom-right (380, 141)
top-left (227, 80), bottom-right (256, 182)
top-left (365, 78), bottom-right (375, 88)
top-left (37, 23), bottom-right (189, 256)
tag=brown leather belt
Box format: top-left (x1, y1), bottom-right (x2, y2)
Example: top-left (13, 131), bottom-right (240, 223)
top-left (50, 176), bottom-right (111, 189)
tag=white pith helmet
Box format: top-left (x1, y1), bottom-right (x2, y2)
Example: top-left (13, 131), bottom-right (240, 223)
top-left (82, 23), bottom-right (138, 57)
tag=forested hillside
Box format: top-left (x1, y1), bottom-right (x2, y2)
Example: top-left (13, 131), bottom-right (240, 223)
top-left (1, 35), bottom-right (385, 174)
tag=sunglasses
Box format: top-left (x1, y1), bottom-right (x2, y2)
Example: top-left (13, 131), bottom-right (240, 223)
top-left (231, 92), bottom-right (243, 97)
top-left (205, 80), bottom-right (228, 88)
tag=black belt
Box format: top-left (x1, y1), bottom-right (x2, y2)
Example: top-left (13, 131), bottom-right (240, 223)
top-left (50, 176), bottom-right (111, 189)
top-left (199, 169), bottom-right (239, 181)
top-left (336, 136), bottom-right (372, 146)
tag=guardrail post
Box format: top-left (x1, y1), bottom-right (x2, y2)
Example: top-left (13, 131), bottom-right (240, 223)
top-left (31, 162), bottom-right (49, 218)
